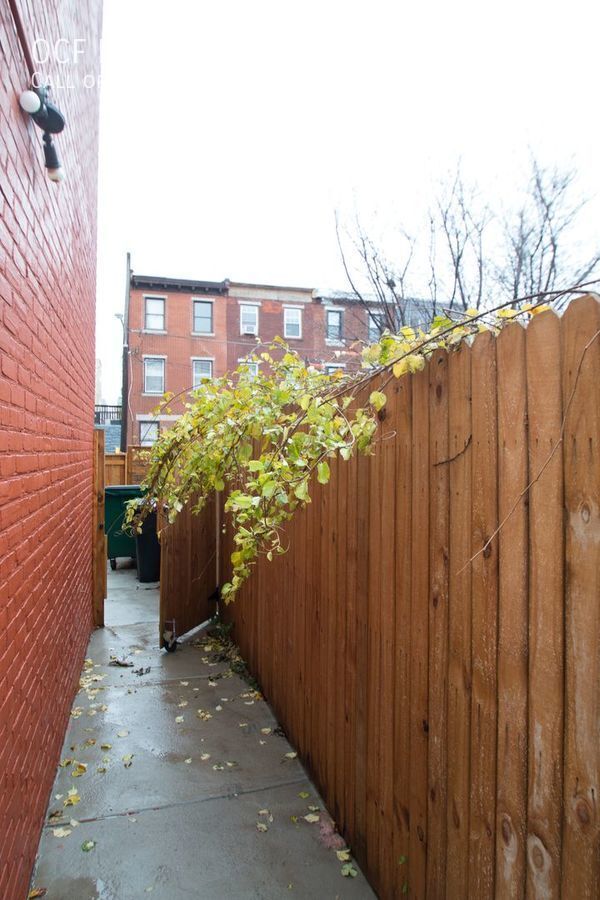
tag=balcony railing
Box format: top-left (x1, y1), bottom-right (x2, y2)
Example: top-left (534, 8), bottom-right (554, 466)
top-left (95, 404), bottom-right (122, 425)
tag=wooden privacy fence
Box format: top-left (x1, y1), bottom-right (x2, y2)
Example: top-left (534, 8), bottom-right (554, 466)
top-left (168, 296), bottom-right (599, 898)
top-left (104, 446), bottom-right (150, 486)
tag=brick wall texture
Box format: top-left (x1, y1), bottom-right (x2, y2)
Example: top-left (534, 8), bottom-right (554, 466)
top-left (0, 3), bottom-right (102, 897)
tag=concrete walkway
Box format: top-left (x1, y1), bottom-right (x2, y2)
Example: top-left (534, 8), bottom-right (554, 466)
top-left (31, 565), bottom-right (374, 899)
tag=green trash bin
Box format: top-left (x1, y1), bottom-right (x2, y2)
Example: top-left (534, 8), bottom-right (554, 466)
top-left (105, 485), bottom-right (143, 570)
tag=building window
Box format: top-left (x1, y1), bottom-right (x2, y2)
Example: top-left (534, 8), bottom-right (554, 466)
top-left (240, 304), bottom-right (259, 335)
top-left (144, 296), bottom-right (165, 331)
top-left (368, 311), bottom-right (385, 342)
top-left (238, 358), bottom-right (259, 378)
top-left (325, 363), bottom-right (346, 375)
top-left (144, 357), bottom-right (165, 394)
top-left (284, 307), bottom-right (302, 339)
top-left (193, 299), bottom-right (213, 334)
top-left (192, 358), bottom-right (213, 386)
top-left (326, 309), bottom-right (343, 341)
top-left (140, 421), bottom-right (159, 446)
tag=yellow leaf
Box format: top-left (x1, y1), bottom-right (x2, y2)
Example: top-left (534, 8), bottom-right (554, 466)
top-left (336, 849), bottom-right (351, 862)
top-left (304, 813), bottom-right (320, 823)
top-left (71, 763), bottom-right (87, 778)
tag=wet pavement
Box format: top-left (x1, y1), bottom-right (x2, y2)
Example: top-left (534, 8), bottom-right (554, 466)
top-left (31, 565), bottom-right (374, 899)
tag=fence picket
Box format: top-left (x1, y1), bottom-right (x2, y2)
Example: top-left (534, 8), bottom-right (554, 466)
top-left (560, 297), bottom-right (600, 898)
top-left (495, 323), bottom-right (529, 898)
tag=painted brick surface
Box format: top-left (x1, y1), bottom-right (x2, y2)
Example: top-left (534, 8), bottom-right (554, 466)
top-left (0, 3), bottom-right (102, 897)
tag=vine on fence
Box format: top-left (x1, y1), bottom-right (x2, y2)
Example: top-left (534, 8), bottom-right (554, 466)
top-left (125, 285), bottom-right (591, 601)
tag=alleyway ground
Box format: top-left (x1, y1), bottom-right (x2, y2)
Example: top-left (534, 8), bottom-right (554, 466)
top-left (30, 566), bottom-right (373, 899)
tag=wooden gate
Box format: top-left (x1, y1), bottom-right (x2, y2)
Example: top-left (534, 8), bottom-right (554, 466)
top-left (159, 493), bottom-right (218, 649)
top-left (92, 429), bottom-right (106, 625)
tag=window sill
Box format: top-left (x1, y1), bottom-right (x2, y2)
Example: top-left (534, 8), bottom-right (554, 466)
top-left (191, 332), bottom-right (215, 337)
top-left (142, 392), bottom-right (165, 397)
top-left (284, 334), bottom-right (303, 341)
top-left (143, 329), bottom-right (167, 335)
top-left (325, 339), bottom-right (344, 347)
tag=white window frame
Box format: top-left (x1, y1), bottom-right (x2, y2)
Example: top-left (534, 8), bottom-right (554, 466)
top-left (237, 357), bottom-right (259, 378)
top-left (143, 355), bottom-right (166, 395)
top-left (240, 303), bottom-right (259, 336)
top-left (192, 298), bottom-right (214, 335)
top-left (140, 420), bottom-right (159, 446)
top-left (143, 294), bottom-right (166, 332)
top-left (324, 362), bottom-right (346, 375)
top-left (326, 308), bottom-right (343, 343)
top-left (283, 305), bottom-right (303, 339)
top-left (191, 357), bottom-right (213, 387)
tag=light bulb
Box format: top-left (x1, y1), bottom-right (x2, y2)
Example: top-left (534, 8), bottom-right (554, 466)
top-left (20, 90), bottom-right (42, 114)
top-left (47, 167), bottom-right (65, 183)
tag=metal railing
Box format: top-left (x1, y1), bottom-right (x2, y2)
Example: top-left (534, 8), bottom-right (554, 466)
top-left (94, 405), bottom-right (122, 424)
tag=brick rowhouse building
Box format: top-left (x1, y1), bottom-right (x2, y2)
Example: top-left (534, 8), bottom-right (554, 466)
top-left (0, 2), bottom-right (102, 896)
top-left (123, 271), bottom-right (381, 447)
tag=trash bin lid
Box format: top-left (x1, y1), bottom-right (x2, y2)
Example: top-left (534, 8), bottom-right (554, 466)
top-left (105, 484), bottom-right (144, 498)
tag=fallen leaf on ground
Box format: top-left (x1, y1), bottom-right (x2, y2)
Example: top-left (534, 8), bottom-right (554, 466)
top-left (336, 849), bottom-right (351, 862)
top-left (122, 754), bottom-right (134, 768)
top-left (184, 758), bottom-right (192, 765)
top-left (298, 791), bottom-right (310, 799)
top-left (307, 805), bottom-right (320, 812)
top-left (70, 708), bottom-right (83, 718)
top-left (175, 716), bottom-right (184, 724)
top-left (64, 788), bottom-right (80, 807)
top-left (196, 710), bottom-right (212, 721)
top-left (28, 890), bottom-right (47, 898)
top-left (81, 840), bottom-right (95, 852)
top-left (341, 863), bottom-right (358, 878)
top-left (177, 701), bottom-right (188, 708)
top-left (260, 728), bottom-right (272, 735)
top-left (283, 752), bottom-right (297, 761)
top-left (109, 657), bottom-right (133, 667)
top-left (100, 743), bottom-right (112, 750)
top-left (215, 705), bottom-right (223, 712)
top-left (116, 730), bottom-right (128, 738)
top-left (97, 767), bottom-right (107, 774)
top-left (256, 822), bottom-right (268, 832)
top-left (239, 723), bottom-right (248, 728)
top-left (128, 816), bottom-right (137, 823)
top-left (304, 814), bottom-right (320, 824)
top-left (180, 681), bottom-right (189, 686)
top-left (52, 827), bottom-right (72, 838)
top-left (83, 739), bottom-right (96, 747)
top-left (71, 763), bottom-right (87, 778)
top-left (59, 758), bottom-right (72, 768)
top-left (226, 761), bottom-right (237, 768)
top-left (48, 810), bottom-right (62, 823)
top-left (212, 763), bottom-right (224, 771)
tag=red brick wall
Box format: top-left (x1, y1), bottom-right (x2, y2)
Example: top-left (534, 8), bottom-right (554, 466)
top-left (127, 286), bottom-right (371, 445)
top-left (0, 3), bottom-right (102, 897)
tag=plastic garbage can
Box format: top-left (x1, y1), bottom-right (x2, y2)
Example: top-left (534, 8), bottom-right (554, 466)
top-left (105, 485), bottom-right (143, 570)
top-left (135, 510), bottom-right (161, 583)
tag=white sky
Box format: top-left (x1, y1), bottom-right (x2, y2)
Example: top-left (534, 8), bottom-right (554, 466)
top-left (95, 0), bottom-right (600, 402)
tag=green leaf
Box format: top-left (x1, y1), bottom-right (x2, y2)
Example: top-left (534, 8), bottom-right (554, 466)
top-left (369, 390), bottom-right (386, 412)
top-left (317, 461), bottom-right (330, 484)
top-left (261, 480), bottom-right (277, 499)
top-left (294, 481), bottom-right (309, 501)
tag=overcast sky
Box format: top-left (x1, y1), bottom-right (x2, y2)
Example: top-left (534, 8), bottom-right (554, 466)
top-left (95, 0), bottom-right (599, 402)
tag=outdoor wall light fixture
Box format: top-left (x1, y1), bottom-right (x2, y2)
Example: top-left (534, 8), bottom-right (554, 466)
top-left (19, 85), bottom-right (66, 183)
